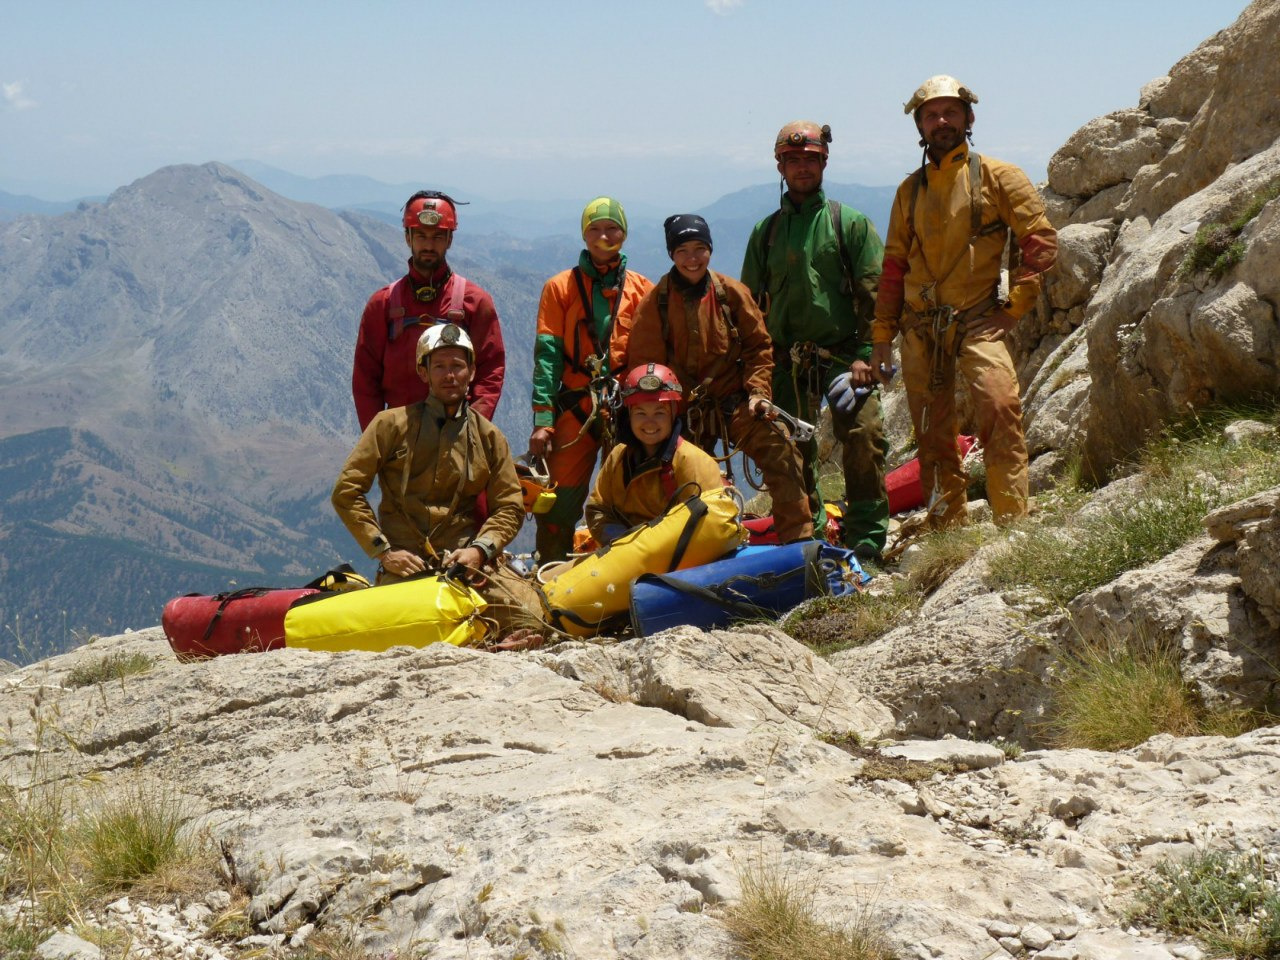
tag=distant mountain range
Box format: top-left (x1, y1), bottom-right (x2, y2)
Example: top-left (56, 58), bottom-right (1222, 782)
top-left (0, 161), bottom-right (895, 662)
top-left (229, 159), bottom-right (896, 283)
top-left (0, 188), bottom-right (96, 220)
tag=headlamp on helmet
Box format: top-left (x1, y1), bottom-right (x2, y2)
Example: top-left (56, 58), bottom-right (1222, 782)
top-left (402, 191), bottom-right (462, 232)
top-left (774, 121), bottom-right (832, 160)
top-left (416, 322), bottom-right (475, 366)
top-left (621, 363), bottom-right (683, 408)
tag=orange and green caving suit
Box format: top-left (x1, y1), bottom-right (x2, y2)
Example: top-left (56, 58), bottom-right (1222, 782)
top-left (583, 430), bottom-right (725, 546)
top-left (530, 253), bottom-right (652, 561)
top-left (873, 143), bottom-right (1058, 526)
top-left (625, 269), bottom-right (812, 542)
top-left (741, 190), bottom-right (888, 557)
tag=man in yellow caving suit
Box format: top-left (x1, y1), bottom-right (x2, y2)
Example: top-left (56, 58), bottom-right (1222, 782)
top-left (871, 75), bottom-right (1058, 527)
top-left (333, 323), bottom-right (547, 649)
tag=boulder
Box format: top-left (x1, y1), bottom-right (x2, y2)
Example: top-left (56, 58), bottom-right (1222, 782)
top-left (831, 553), bottom-right (1057, 745)
top-left (1081, 141), bottom-right (1280, 476)
top-left (546, 625), bottom-right (894, 738)
top-left (1047, 110), bottom-right (1169, 200)
top-left (1125, 0), bottom-right (1280, 222)
top-left (1065, 528), bottom-right (1278, 711)
top-left (1048, 223), bottom-right (1117, 311)
top-left (1204, 485), bottom-right (1280, 630)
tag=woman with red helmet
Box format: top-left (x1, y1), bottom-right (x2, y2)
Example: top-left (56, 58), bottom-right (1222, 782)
top-left (583, 363), bottom-right (725, 546)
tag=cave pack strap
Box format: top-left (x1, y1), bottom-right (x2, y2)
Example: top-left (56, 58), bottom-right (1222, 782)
top-left (905, 151), bottom-right (1009, 295)
top-left (634, 539), bottom-right (826, 618)
top-left (386, 275), bottom-right (468, 341)
top-left (567, 266), bottom-right (622, 377)
top-left (756, 199), bottom-right (857, 304)
top-left (198, 587), bottom-right (275, 644)
top-left (656, 274), bottom-right (742, 383)
top-left (303, 562), bottom-right (371, 592)
top-left (542, 493), bottom-right (711, 633)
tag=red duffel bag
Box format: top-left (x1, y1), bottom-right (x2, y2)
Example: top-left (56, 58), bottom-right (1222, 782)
top-left (886, 435), bottom-right (977, 514)
top-left (162, 586), bottom-right (320, 660)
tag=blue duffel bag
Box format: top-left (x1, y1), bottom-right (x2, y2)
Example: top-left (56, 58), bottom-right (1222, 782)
top-left (629, 540), bottom-right (870, 638)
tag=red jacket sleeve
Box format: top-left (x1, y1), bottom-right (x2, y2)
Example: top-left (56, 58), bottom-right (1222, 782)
top-left (353, 288), bottom-right (390, 431)
top-left (465, 287), bottom-right (505, 423)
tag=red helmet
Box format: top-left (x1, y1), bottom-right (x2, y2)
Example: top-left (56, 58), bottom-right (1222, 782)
top-left (403, 194), bottom-right (458, 231)
top-left (774, 120), bottom-right (832, 160)
top-left (621, 363), bottom-right (682, 408)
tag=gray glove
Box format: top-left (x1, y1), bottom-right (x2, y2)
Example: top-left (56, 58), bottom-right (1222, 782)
top-left (826, 372), bottom-right (860, 416)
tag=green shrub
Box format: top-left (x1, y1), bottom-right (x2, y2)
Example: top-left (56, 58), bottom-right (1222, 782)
top-left (1178, 179), bottom-right (1280, 281)
top-left (77, 780), bottom-right (200, 892)
top-left (66, 651), bottom-right (155, 688)
top-left (782, 583), bottom-right (920, 655)
top-left (1043, 632), bottom-right (1201, 750)
top-left (988, 405), bottom-right (1280, 607)
top-left (1131, 849), bottom-right (1280, 959)
top-left (725, 857), bottom-right (897, 960)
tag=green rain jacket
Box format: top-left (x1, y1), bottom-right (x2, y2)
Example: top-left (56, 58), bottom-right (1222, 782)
top-left (740, 189), bottom-right (884, 364)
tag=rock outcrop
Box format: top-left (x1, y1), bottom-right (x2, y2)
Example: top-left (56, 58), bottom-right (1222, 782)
top-left (1010, 0), bottom-right (1280, 484)
top-left (833, 482), bottom-right (1280, 746)
top-left (5, 612), bottom-right (1277, 960)
top-left (7, 481), bottom-right (1279, 958)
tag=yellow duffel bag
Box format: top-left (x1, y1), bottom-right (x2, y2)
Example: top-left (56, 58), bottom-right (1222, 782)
top-left (284, 573), bottom-right (489, 652)
top-left (541, 487), bottom-right (746, 637)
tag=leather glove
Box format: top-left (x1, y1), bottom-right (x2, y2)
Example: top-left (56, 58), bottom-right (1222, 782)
top-left (826, 372), bottom-right (860, 416)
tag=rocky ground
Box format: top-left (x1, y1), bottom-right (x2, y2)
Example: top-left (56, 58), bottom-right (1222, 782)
top-left (3, 604), bottom-right (1276, 960)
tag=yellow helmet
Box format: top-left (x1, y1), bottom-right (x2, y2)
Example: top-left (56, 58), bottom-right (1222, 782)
top-left (774, 120), bottom-right (831, 160)
top-left (904, 75), bottom-right (979, 115)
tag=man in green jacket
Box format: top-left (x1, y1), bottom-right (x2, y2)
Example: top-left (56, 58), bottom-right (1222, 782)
top-left (740, 120), bottom-right (889, 561)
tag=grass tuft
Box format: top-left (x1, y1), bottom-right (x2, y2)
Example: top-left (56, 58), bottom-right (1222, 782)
top-left (783, 520), bottom-right (990, 655)
top-left (77, 780), bottom-right (209, 894)
top-left (1043, 620), bottom-right (1277, 751)
top-left (1131, 849), bottom-right (1280, 959)
top-left (904, 525), bottom-right (985, 596)
top-left (725, 856), bottom-right (897, 960)
top-left (1043, 631), bottom-right (1201, 750)
top-left (819, 733), bottom-right (954, 783)
top-left (988, 404), bottom-right (1280, 608)
top-left (65, 651), bottom-right (156, 688)
top-left (781, 583), bottom-right (919, 655)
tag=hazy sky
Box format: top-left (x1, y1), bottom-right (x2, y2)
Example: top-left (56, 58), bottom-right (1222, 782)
top-left (2, 1), bottom-right (1242, 207)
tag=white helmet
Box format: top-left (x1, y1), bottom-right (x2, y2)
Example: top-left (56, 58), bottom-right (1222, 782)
top-left (416, 322), bottom-right (474, 366)
top-left (904, 75), bottom-right (979, 115)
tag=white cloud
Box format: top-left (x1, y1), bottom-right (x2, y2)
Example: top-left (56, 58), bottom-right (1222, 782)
top-left (3, 81), bottom-right (36, 110)
top-left (706, 0), bottom-right (743, 15)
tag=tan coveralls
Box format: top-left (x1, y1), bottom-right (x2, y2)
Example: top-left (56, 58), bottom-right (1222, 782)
top-left (331, 396), bottom-right (543, 637)
top-left (873, 143), bottom-right (1058, 526)
top-left (584, 434), bottom-right (726, 546)
top-left (626, 270), bottom-right (813, 541)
